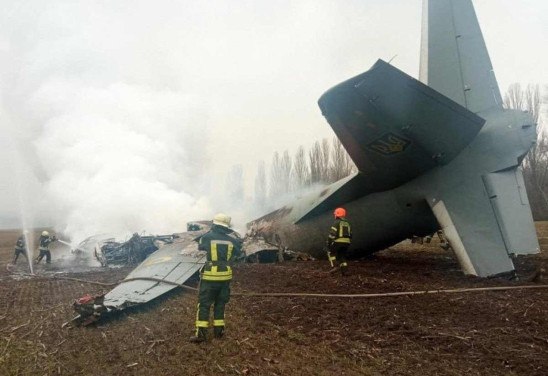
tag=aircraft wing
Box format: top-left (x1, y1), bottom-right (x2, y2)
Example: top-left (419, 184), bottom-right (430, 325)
top-left (318, 60), bottom-right (485, 194)
top-left (419, 0), bottom-right (503, 113)
top-left (103, 235), bottom-right (206, 310)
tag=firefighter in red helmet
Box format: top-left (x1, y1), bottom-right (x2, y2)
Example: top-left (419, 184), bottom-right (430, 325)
top-left (327, 207), bottom-right (352, 276)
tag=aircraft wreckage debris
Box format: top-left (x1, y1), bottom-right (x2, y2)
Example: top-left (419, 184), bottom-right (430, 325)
top-left (93, 233), bottom-right (178, 267)
top-left (65, 229), bottom-right (545, 327)
top-left (68, 226), bottom-right (315, 326)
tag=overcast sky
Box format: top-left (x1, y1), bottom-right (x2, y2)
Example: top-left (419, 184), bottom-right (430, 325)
top-left (0, 0), bottom-right (546, 235)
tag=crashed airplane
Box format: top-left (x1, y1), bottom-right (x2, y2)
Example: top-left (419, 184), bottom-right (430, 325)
top-left (248, 0), bottom-right (539, 277)
top-left (70, 0), bottom-right (538, 325)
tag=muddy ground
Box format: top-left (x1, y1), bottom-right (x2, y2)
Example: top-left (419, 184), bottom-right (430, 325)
top-left (1, 226), bottom-right (547, 376)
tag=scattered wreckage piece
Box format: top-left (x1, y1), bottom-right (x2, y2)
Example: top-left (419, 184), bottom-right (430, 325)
top-left (243, 235), bottom-right (315, 263)
top-left (70, 226), bottom-right (314, 326)
top-left (186, 221), bottom-right (210, 232)
top-left (94, 233), bottom-right (177, 267)
top-left (410, 230), bottom-right (452, 250)
top-left (71, 230), bottom-right (208, 326)
top-left (72, 234), bottom-right (115, 255)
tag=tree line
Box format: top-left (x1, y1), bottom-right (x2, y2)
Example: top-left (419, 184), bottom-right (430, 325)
top-left (253, 137), bottom-right (356, 211)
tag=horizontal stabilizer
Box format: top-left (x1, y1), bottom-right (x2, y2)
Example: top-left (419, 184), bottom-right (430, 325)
top-left (318, 60), bottom-right (485, 193)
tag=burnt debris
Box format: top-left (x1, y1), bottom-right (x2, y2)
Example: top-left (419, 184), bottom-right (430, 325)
top-left (94, 233), bottom-right (178, 267)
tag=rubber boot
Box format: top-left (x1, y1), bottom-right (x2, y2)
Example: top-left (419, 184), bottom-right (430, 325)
top-left (214, 326), bottom-right (225, 339)
top-left (340, 262), bottom-right (349, 276)
top-left (189, 327), bottom-right (207, 343)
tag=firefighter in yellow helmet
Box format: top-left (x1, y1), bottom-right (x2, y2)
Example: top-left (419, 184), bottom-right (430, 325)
top-left (36, 231), bottom-right (57, 264)
top-left (327, 207), bottom-right (352, 276)
top-left (189, 213), bottom-right (243, 343)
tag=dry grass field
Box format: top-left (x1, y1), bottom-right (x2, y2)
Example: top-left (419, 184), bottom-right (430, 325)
top-left (1, 226), bottom-right (547, 375)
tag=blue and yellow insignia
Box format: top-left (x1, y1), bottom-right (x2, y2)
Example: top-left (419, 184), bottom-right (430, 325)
top-left (367, 133), bottom-right (410, 155)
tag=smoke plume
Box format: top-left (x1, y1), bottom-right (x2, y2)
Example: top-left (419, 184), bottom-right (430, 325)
top-left (1, 1), bottom-right (215, 242)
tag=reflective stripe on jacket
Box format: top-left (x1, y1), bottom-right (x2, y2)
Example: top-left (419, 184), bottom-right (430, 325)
top-left (198, 226), bottom-right (242, 282)
top-left (328, 218), bottom-right (352, 244)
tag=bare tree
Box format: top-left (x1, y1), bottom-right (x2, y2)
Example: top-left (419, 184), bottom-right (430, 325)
top-left (269, 151), bottom-right (282, 197)
top-left (503, 83), bottom-right (525, 111)
top-left (330, 136), bottom-right (356, 182)
top-left (292, 145), bottom-right (309, 190)
top-left (254, 160), bottom-right (267, 210)
top-left (309, 141), bottom-right (322, 184)
top-left (320, 138), bottom-right (331, 182)
top-left (281, 150), bottom-right (292, 194)
top-left (226, 164), bottom-right (244, 203)
top-left (267, 138), bottom-right (356, 195)
top-left (269, 150), bottom-right (293, 197)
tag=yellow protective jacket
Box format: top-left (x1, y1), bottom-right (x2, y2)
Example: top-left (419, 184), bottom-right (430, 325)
top-left (328, 218), bottom-right (352, 245)
top-left (198, 225), bottom-right (243, 282)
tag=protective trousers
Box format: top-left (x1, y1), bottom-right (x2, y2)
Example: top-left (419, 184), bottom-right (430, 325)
top-left (330, 243), bottom-right (349, 274)
top-left (195, 280), bottom-right (230, 335)
top-left (14, 249), bottom-right (27, 264)
top-left (36, 250), bottom-right (51, 264)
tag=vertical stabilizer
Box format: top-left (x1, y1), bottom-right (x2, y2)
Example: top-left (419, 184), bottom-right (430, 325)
top-left (420, 0), bottom-right (502, 113)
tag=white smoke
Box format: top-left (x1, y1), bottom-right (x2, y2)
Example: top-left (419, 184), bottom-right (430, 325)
top-left (32, 82), bottom-right (213, 241)
top-left (1, 2), bottom-right (216, 242)
top-left (0, 0), bottom-right (438, 239)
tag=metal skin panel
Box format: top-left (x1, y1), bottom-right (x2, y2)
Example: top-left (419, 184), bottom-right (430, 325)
top-left (248, 189), bottom-right (439, 262)
top-left (432, 200), bottom-right (477, 275)
top-left (426, 176), bottom-right (515, 277)
top-left (483, 168), bottom-right (539, 255)
top-left (420, 0), bottom-right (503, 113)
top-left (103, 237), bottom-right (206, 310)
top-left (248, 0), bottom-right (538, 277)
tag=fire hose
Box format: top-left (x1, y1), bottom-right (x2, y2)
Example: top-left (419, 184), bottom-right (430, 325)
top-left (48, 275), bottom-right (548, 298)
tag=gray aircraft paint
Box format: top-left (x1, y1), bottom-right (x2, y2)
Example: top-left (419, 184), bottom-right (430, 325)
top-left (102, 231), bottom-right (207, 311)
top-left (248, 0), bottom-right (539, 277)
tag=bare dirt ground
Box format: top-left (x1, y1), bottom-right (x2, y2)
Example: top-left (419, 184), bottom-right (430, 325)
top-left (1, 226), bottom-right (548, 376)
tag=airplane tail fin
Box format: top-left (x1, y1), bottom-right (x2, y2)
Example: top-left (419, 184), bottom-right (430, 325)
top-left (420, 0), bottom-right (502, 113)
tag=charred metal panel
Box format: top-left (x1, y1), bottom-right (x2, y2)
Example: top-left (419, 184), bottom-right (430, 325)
top-left (95, 233), bottom-right (176, 267)
top-left (103, 232), bottom-right (207, 310)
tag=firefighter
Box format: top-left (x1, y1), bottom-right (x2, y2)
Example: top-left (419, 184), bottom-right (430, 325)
top-left (36, 231), bottom-right (57, 264)
top-left (327, 207), bottom-right (352, 276)
top-left (189, 213), bottom-right (243, 343)
top-left (13, 231), bottom-right (29, 264)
